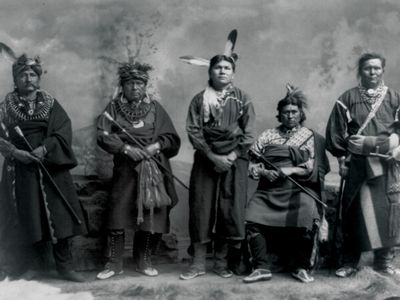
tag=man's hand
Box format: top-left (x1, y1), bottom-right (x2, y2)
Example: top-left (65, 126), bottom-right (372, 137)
top-left (0, 138), bottom-right (15, 156)
top-left (338, 156), bottom-right (348, 178)
top-left (122, 145), bottom-right (148, 161)
top-left (348, 135), bottom-right (378, 155)
top-left (145, 142), bottom-right (161, 156)
top-left (261, 169), bottom-right (280, 182)
top-left (249, 162), bottom-right (264, 179)
top-left (227, 151), bottom-right (238, 163)
top-left (348, 135), bottom-right (365, 155)
top-left (31, 145), bottom-right (47, 161)
top-left (12, 149), bottom-right (39, 164)
top-left (280, 166), bottom-right (308, 177)
top-left (280, 167), bottom-right (294, 177)
top-left (388, 146), bottom-right (400, 162)
top-left (207, 152), bottom-right (233, 172)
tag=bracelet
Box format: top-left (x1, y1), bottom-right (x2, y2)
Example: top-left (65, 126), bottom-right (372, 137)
top-left (122, 144), bottom-right (131, 155)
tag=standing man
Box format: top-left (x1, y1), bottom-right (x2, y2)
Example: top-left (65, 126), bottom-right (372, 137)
top-left (180, 53), bottom-right (256, 280)
top-left (96, 61), bottom-right (180, 279)
top-left (326, 52), bottom-right (400, 277)
top-left (0, 54), bottom-right (87, 281)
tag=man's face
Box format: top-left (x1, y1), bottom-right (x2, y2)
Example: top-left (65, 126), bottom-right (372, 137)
top-left (14, 69), bottom-right (40, 95)
top-left (360, 58), bottom-right (384, 89)
top-left (280, 104), bottom-right (301, 129)
top-left (209, 60), bottom-right (234, 90)
top-left (122, 79), bottom-right (146, 102)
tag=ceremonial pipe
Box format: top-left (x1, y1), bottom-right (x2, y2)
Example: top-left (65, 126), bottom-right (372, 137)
top-left (102, 112), bottom-right (189, 190)
top-left (14, 126), bottom-right (82, 224)
top-left (250, 150), bottom-right (327, 208)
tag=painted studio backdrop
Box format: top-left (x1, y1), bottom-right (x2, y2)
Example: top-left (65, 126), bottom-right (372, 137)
top-left (0, 0), bottom-right (400, 238)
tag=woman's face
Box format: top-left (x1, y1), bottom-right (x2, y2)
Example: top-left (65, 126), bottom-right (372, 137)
top-left (360, 58), bottom-right (384, 89)
top-left (280, 104), bottom-right (301, 129)
top-left (209, 60), bottom-right (234, 90)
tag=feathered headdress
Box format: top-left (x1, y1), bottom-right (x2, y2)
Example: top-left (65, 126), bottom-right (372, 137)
top-left (118, 61), bottom-right (153, 84)
top-left (179, 29), bottom-right (238, 67)
top-left (0, 42), bottom-right (43, 78)
top-left (283, 83), bottom-right (308, 109)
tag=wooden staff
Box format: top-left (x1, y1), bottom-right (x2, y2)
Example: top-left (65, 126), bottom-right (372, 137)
top-left (103, 112), bottom-right (189, 190)
top-left (14, 126), bottom-right (82, 224)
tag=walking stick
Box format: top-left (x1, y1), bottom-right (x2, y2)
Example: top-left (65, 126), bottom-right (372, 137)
top-left (250, 150), bottom-right (327, 208)
top-left (14, 126), bottom-right (82, 224)
top-left (102, 112), bottom-right (189, 190)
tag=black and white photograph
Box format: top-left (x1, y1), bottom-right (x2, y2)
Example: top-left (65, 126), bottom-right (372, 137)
top-left (1, 0), bottom-right (400, 299)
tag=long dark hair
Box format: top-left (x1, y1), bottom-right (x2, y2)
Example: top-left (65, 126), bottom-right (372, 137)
top-left (276, 86), bottom-right (307, 124)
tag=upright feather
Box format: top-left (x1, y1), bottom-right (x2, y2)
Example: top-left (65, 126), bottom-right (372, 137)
top-left (0, 42), bottom-right (17, 63)
top-left (223, 29), bottom-right (237, 57)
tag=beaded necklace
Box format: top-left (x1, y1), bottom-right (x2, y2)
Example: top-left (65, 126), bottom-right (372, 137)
top-left (5, 90), bottom-right (54, 122)
top-left (358, 82), bottom-right (386, 106)
top-left (117, 95), bottom-right (152, 124)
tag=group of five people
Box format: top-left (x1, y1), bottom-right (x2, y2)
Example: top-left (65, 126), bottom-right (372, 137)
top-left (0, 47), bottom-right (399, 285)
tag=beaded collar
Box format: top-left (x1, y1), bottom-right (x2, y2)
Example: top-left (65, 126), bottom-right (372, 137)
top-left (278, 124), bottom-right (301, 139)
top-left (5, 90), bottom-right (54, 122)
top-left (358, 82), bottom-right (386, 106)
top-left (116, 95), bottom-right (152, 123)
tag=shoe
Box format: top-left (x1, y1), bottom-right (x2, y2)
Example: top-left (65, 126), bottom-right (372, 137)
top-left (375, 265), bottom-right (400, 276)
top-left (335, 266), bottom-right (357, 278)
top-left (179, 266), bottom-right (206, 280)
top-left (212, 266), bottom-right (233, 279)
top-left (19, 269), bottom-right (39, 281)
top-left (136, 267), bottom-right (158, 277)
top-left (0, 271), bottom-right (6, 281)
top-left (58, 270), bottom-right (86, 282)
top-left (291, 269), bottom-right (314, 283)
top-left (96, 268), bottom-right (124, 280)
top-left (243, 269), bottom-right (272, 283)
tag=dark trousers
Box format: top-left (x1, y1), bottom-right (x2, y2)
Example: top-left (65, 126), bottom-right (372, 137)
top-left (53, 238), bottom-right (74, 272)
top-left (0, 237), bottom-right (74, 275)
top-left (246, 222), bottom-right (315, 271)
top-left (342, 243), bottom-right (395, 269)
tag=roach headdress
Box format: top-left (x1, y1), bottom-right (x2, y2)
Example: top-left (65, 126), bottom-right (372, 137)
top-left (118, 61), bottom-right (153, 85)
top-left (282, 83), bottom-right (308, 109)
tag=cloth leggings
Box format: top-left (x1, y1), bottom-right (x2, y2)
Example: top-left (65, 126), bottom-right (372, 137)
top-left (246, 222), bottom-right (314, 271)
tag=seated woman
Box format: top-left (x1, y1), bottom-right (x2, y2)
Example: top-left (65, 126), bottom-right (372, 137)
top-left (243, 85), bottom-right (329, 284)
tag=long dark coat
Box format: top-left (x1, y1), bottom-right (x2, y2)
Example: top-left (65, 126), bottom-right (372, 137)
top-left (326, 87), bottom-right (400, 251)
top-left (97, 97), bottom-right (180, 233)
top-left (0, 91), bottom-right (87, 247)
